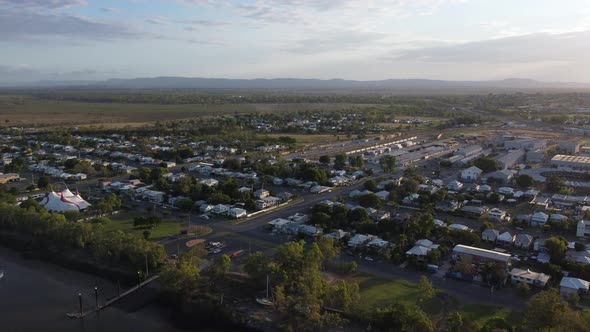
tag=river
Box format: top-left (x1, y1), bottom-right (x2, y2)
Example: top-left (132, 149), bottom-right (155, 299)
top-left (0, 248), bottom-right (191, 332)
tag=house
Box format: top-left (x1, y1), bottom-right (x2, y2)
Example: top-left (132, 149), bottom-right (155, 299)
top-left (200, 204), bottom-right (213, 213)
top-left (488, 169), bottom-right (516, 183)
top-left (256, 196), bottom-right (281, 210)
top-left (447, 180), bottom-right (464, 191)
top-left (577, 220), bottom-right (590, 237)
top-left (406, 239), bottom-right (440, 261)
top-left (537, 253), bottom-right (551, 264)
top-left (515, 234), bottom-right (534, 249)
top-left (227, 207), bottom-right (247, 219)
top-left (348, 234), bottom-right (371, 247)
top-left (530, 212), bottom-right (549, 227)
top-left (448, 224), bottom-right (470, 231)
top-left (371, 210), bottom-right (391, 221)
top-left (498, 187), bottom-right (514, 196)
top-left (482, 229), bottom-right (499, 242)
top-left (460, 205), bottom-right (486, 218)
top-left (254, 189), bottom-right (270, 199)
top-left (212, 204), bottom-right (230, 214)
top-left (277, 192), bottom-right (294, 202)
top-left (461, 166), bottom-right (483, 181)
top-left (509, 268), bottom-right (550, 287)
top-left (435, 200), bottom-right (460, 212)
top-left (550, 214), bottom-right (568, 223)
top-left (200, 178), bottom-right (219, 187)
top-left (497, 232), bottom-right (515, 245)
top-left (325, 229), bottom-right (349, 241)
top-left (375, 190), bottom-right (390, 201)
top-left (488, 208), bottom-right (507, 222)
top-left (300, 225), bottom-right (322, 237)
top-left (560, 277), bottom-right (590, 296)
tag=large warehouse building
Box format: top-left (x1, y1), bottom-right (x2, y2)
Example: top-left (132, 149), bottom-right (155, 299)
top-left (551, 155), bottom-right (590, 169)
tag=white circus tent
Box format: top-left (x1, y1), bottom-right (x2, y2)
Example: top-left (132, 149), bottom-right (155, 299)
top-left (40, 188), bottom-right (91, 213)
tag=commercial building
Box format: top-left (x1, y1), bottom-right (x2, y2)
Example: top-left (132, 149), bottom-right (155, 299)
top-left (40, 188), bottom-right (91, 213)
top-left (496, 149), bottom-right (525, 169)
top-left (452, 244), bottom-right (512, 268)
top-left (558, 142), bottom-right (580, 155)
top-left (0, 173), bottom-right (19, 184)
top-left (551, 155), bottom-right (590, 169)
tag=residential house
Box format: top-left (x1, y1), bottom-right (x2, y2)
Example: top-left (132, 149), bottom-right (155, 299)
top-left (497, 232), bottom-right (515, 245)
top-left (200, 178), bottom-right (219, 187)
top-left (488, 169), bottom-right (516, 183)
top-left (256, 196), bottom-right (281, 210)
top-left (435, 200), bottom-right (460, 212)
top-left (530, 212), bottom-right (549, 227)
top-left (461, 166), bottom-right (483, 181)
top-left (254, 189), bottom-right (270, 199)
top-left (515, 234), bottom-right (534, 249)
top-left (371, 210), bottom-right (391, 221)
top-left (227, 207), bottom-right (247, 219)
top-left (488, 208), bottom-right (507, 222)
top-left (482, 229), bottom-right (499, 242)
top-left (348, 234), bottom-right (372, 248)
top-left (406, 239), bottom-right (439, 261)
top-left (212, 204), bottom-right (230, 214)
top-left (577, 220), bottom-right (590, 237)
top-left (509, 268), bottom-right (550, 287)
top-left (447, 180), bottom-right (464, 191)
top-left (448, 224), bottom-right (470, 231)
top-left (560, 277), bottom-right (590, 296)
top-left (375, 190), bottom-right (390, 201)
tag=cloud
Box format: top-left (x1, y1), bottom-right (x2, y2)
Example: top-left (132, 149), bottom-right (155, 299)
top-left (287, 31), bottom-right (389, 54)
top-left (178, 19), bottom-right (229, 26)
top-left (0, 9), bottom-right (141, 41)
top-left (0, 0), bottom-right (87, 9)
top-left (392, 30), bottom-right (590, 64)
top-left (100, 7), bottom-right (120, 13)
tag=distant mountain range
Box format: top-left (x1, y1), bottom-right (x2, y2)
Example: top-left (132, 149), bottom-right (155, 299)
top-left (2, 77), bottom-right (590, 91)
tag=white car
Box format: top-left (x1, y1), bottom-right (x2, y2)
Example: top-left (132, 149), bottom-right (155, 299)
top-left (199, 214), bottom-right (210, 220)
top-left (365, 256), bottom-right (374, 261)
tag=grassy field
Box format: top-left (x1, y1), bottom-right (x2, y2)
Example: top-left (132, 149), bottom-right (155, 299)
top-left (355, 275), bottom-right (522, 327)
top-left (262, 133), bottom-right (346, 146)
top-left (0, 96), bottom-right (382, 127)
top-left (102, 214), bottom-right (211, 240)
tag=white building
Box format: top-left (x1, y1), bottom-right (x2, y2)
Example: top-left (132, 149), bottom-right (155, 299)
top-left (447, 180), bottom-right (464, 191)
top-left (509, 268), bottom-right (550, 287)
top-left (577, 220), bottom-right (590, 237)
top-left (227, 207), bottom-right (247, 219)
top-left (560, 277), bottom-right (590, 296)
top-left (530, 212), bottom-right (549, 227)
top-left (488, 208), bottom-right (507, 222)
top-left (461, 166), bottom-right (483, 181)
top-left (40, 188), bottom-right (92, 213)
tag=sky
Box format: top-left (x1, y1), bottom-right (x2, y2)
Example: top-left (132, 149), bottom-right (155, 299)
top-left (1, 0), bottom-right (590, 82)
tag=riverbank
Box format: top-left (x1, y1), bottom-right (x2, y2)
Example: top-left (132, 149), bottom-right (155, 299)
top-left (0, 247), bottom-right (187, 332)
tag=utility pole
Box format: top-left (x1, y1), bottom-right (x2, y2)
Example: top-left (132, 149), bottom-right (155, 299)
top-left (145, 254), bottom-right (149, 276)
top-left (78, 292), bottom-right (83, 316)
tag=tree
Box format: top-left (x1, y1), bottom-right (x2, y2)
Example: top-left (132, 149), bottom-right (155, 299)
top-left (210, 254), bottom-right (231, 281)
top-left (445, 312), bottom-right (463, 332)
top-left (244, 252), bottom-right (271, 283)
top-left (319, 155), bottom-right (331, 165)
top-left (522, 289), bottom-right (590, 331)
top-left (417, 276), bottom-right (435, 304)
top-left (473, 156), bottom-right (499, 173)
top-left (372, 303), bottom-right (434, 332)
top-left (358, 193), bottom-right (381, 209)
top-left (348, 155), bottom-right (364, 168)
top-left (37, 176), bottom-right (50, 189)
top-left (480, 221), bottom-right (494, 233)
top-left (364, 179), bottom-right (378, 192)
top-left (516, 174), bottom-right (534, 188)
top-left (334, 153), bottom-right (347, 170)
top-left (547, 176), bottom-right (566, 193)
top-left (545, 236), bottom-right (568, 263)
top-left (142, 230), bottom-right (151, 240)
top-left (94, 193), bottom-right (121, 214)
top-left (379, 155), bottom-right (397, 172)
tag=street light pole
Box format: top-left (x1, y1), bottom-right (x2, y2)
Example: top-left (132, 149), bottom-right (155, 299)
top-left (94, 286), bottom-right (98, 309)
top-left (78, 292), bottom-right (82, 316)
top-left (145, 254), bottom-right (149, 276)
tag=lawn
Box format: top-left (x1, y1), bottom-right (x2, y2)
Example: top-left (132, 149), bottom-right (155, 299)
top-left (101, 215), bottom-right (187, 240)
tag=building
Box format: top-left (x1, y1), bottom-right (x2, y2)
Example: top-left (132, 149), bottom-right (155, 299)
top-left (497, 232), bottom-right (515, 245)
top-left (488, 208), bottom-right (507, 222)
top-left (460, 205), bottom-right (486, 218)
top-left (515, 234), bottom-right (533, 249)
top-left (461, 166), bottom-right (483, 181)
top-left (530, 212), bottom-right (549, 227)
top-left (577, 220), bottom-right (590, 237)
top-left (509, 268), bottom-right (550, 287)
top-left (526, 149), bottom-right (545, 163)
top-left (452, 245), bottom-right (511, 268)
top-left (560, 277), bottom-right (590, 296)
top-left (212, 204), bottom-right (230, 214)
top-left (496, 149), bottom-right (525, 169)
top-left (551, 155), bottom-right (590, 169)
top-left (254, 189), bottom-right (270, 199)
top-left (0, 173), bottom-right (19, 184)
top-left (488, 170), bottom-right (516, 183)
top-left (406, 239), bottom-right (439, 261)
top-left (256, 196), bottom-right (281, 210)
top-left (40, 188), bottom-right (91, 213)
top-left (482, 229), bottom-right (499, 242)
top-left (447, 180), bottom-right (464, 191)
top-left (227, 207), bottom-right (247, 219)
top-left (200, 178), bottom-right (219, 187)
top-left (558, 142), bottom-right (580, 155)
top-left (504, 138), bottom-right (546, 150)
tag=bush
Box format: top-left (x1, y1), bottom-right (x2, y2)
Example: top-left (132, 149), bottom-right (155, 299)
top-left (517, 282), bottom-right (531, 296)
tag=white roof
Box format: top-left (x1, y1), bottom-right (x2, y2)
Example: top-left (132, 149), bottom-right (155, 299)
top-left (532, 212), bottom-right (549, 220)
top-left (463, 166), bottom-right (483, 173)
top-left (40, 189), bottom-right (91, 213)
top-left (452, 244), bottom-right (511, 263)
top-left (448, 224), bottom-right (469, 231)
top-left (406, 245), bottom-right (431, 256)
top-left (560, 277), bottom-right (590, 291)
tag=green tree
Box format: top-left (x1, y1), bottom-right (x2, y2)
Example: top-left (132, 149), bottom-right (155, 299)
top-left (546, 176), bottom-right (566, 193)
top-left (445, 312), bottom-right (463, 332)
top-left (334, 153), bottom-right (347, 170)
top-left (545, 236), bottom-right (568, 263)
top-left (379, 155), bottom-right (397, 172)
top-left (473, 156), bottom-right (499, 173)
top-left (417, 276), bottom-right (435, 304)
top-left (516, 174), bottom-right (534, 188)
top-left (319, 155), bottom-right (331, 165)
top-left (37, 176), bottom-right (50, 189)
top-left (372, 303), bottom-right (434, 332)
top-left (211, 254), bottom-right (231, 281)
top-left (358, 193), bottom-right (381, 209)
top-left (522, 289), bottom-right (590, 331)
top-left (480, 221), bottom-right (494, 232)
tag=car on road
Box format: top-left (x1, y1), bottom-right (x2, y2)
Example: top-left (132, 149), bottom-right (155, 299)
top-left (364, 256), bottom-right (374, 261)
top-left (209, 249), bottom-right (221, 254)
top-left (199, 214), bottom-right (210, 220)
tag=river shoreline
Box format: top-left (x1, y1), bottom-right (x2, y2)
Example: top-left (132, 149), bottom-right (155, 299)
top-left (0, 247), bottom-right (189, 332)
